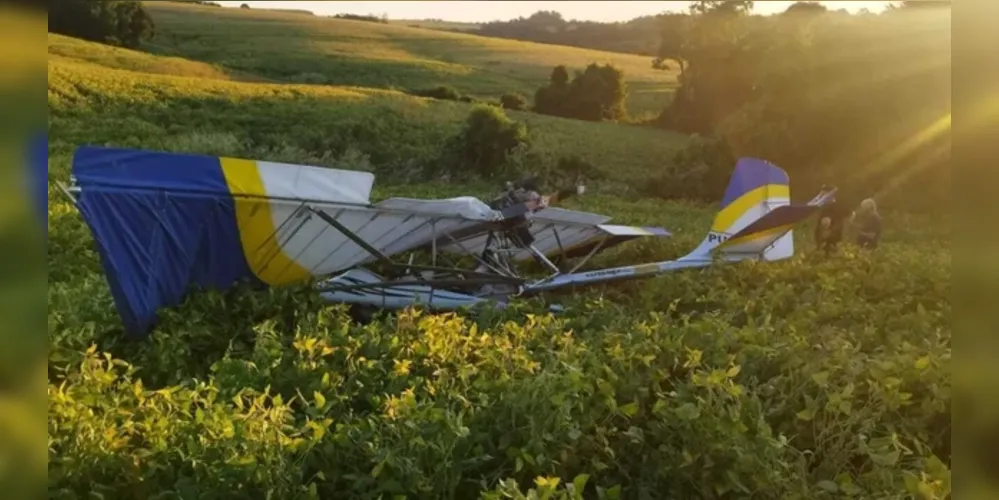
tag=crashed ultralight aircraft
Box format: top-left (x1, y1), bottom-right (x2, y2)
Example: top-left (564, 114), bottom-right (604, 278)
top-left (60, 145), bottom-right (836, 336)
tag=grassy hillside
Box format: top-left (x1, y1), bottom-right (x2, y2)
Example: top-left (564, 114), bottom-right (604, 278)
top-left (48, 33), bottom-right (689, 191)
top-left (45, 5), bottom-right (950, 498)
top-left (140, 1), bottom-right (678, 119)
top-left (48, 33), bottom-right (251, 81)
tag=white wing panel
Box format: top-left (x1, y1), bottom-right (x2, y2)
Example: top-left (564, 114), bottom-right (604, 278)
top-left (256, 160), bottom-right (374, 204)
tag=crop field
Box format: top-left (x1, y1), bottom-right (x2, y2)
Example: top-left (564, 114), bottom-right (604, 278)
top-left (47, 33), bottom-right (689, 192)
top-left (140, 1), bottom-right (678, 119)
top-left (46, 4), bottom-right (950, 499)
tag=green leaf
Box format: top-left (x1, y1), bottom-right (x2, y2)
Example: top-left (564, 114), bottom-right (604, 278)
top-left (870, 449), bottom-right (900, 467)
top-left (915, 356), bottom-right (931, 370)
top-left (817, 480), bottom-right (838, 493)
top-left (726, 365), bottom-right (741, 377)
top-left (371, 460), bottom-right (386, 478)
top-left (652, 399), bottom-right (667, 416)
top-left (726, 470), bottom-right (750, 493)
top-left (838, 400), bottom-right (852, 415)
top-left (380, 480), bottom-right (404, 494)
top-left (313, 391), bottom-right (326, 409)
top-left (841, 482), bottom-right (863, 495)
top-left (917, 480), bottom-right (935, 498)
top-left (796, 408), bottom-right (815, 421)
top-left (675, 402), bottom-right (700, 421)
top-left (811, 371), bottom-right (829, 385)
top-left (619, 402), bottom-right (639, 417)
top-left (840, 382), bottom-right (854, 398)
top-left (572, 474), bottom-right (591, 495)
top-left (604, 484), bottom-right (622, 500)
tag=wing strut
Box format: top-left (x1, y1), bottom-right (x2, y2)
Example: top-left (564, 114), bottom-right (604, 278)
top-left (309, 207), bottom-right (396, 268)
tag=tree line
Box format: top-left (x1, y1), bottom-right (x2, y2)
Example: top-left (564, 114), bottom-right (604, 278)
top-left (49, 0), bottom-right (155, 49)
top-left (332, 13), bottom-right (389, 24)
top-left (476, 11), bottom-right (663, 56)
top-left (650, 0), bottom-right (951, 210)
top-left (466, 1), bottom-right (950, 211)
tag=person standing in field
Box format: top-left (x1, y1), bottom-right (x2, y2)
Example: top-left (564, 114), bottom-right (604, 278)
top-left (852, 198), bottom-right (883, 249)
top-left (814, 199), bottom-right (849, 255)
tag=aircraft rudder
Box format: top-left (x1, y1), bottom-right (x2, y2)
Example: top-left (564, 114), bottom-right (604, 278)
top-left (684, 158), bottom-right (795, 260)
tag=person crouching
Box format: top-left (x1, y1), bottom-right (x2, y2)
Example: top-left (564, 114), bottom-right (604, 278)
top-left (814, 200), bottom-right (848, 255)
top-left (852, 198), bottom-right (883, 249)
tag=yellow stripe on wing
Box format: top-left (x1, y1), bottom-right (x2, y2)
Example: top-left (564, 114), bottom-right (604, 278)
top-left (220, 157), bottom-right (312, 286)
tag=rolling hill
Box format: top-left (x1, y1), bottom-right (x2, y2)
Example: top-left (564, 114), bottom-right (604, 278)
top-left (47, 29), bottom-right (690, 196)
top-left (140, 1), bottom-right (678, 119)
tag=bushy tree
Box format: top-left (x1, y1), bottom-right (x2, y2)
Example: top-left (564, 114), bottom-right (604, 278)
top-left (410, 85), bottom-right (462, 101)
top-left (448, 106), bottom-right (529, 179)
top-left (500, 93), bottom-right (527, 110)
top-left (49, 0), bottom-right (155, 49)
top-left (656, 0), bottom-right (760, 134)
top-left (652, 14), bottom-right (692, 77)
top-left (550, 65), bottom-right (570, 87)
top-left (783, 1), bottom-right (827, 15)
top-left (570, 64), bottom-right (628, 121)
top-left (638, 135), bottom-right (735, 201)
top-left (653, 0), bottom-right (951, 211)
top-left (533, 63), bottom-right (628, 122)
top-left (689, 0), bottom-right (754, 16)
top-left (533, 66), bottom-right (571, 116)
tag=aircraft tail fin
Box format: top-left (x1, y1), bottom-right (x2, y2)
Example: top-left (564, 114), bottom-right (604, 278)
top-left (683, 158), bottom-right (829, 263)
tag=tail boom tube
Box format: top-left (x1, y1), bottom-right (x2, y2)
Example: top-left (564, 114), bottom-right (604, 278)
top-left (521, 256), bottom-right (716, 294)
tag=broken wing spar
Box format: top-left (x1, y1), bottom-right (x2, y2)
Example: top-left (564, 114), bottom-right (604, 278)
top-left (62, 145), bottom-right (834, 337)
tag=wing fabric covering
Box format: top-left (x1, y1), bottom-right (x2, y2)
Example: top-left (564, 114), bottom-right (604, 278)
top-left (72, 146), bottom-right (380, 336)
top-left (72, 146), bottom-right (514, 336)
